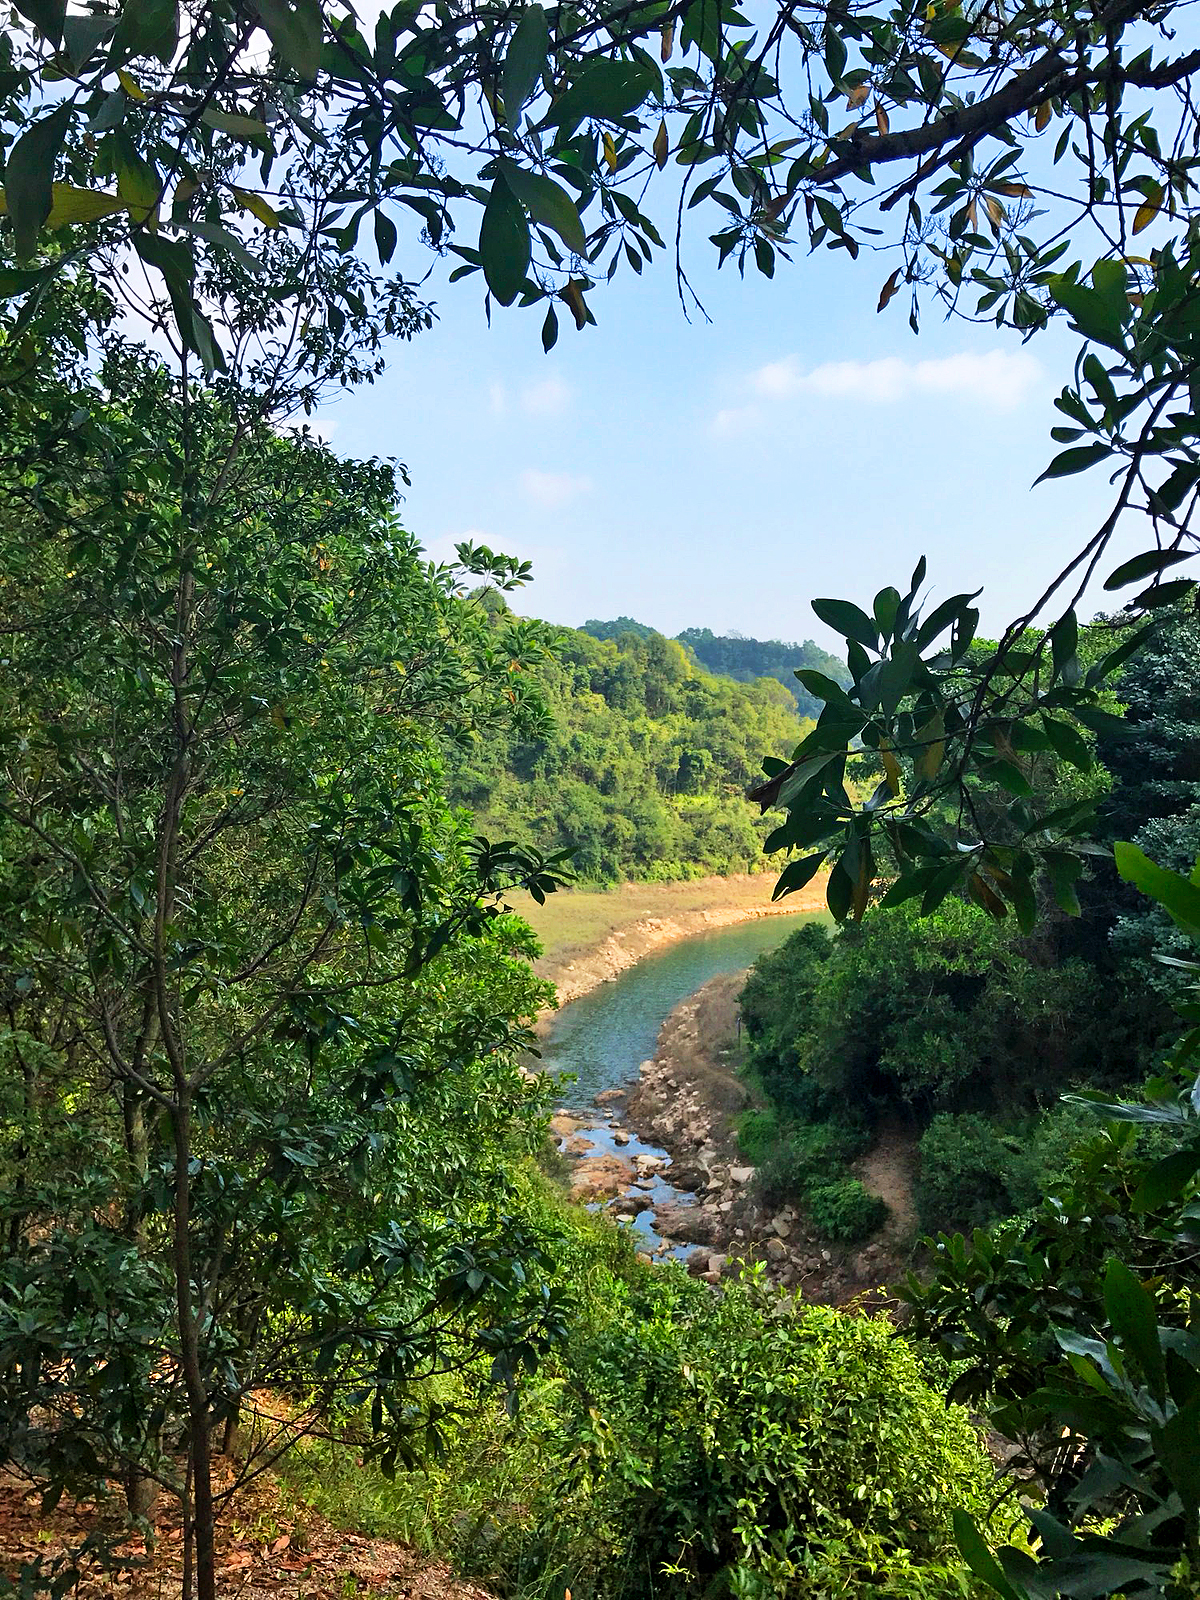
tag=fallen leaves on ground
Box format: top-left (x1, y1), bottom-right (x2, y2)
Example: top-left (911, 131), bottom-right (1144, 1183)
top-left (0, 1458), bottom-right (494, 1600)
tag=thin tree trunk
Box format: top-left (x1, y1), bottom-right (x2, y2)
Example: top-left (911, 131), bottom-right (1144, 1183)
top-left (122, 1076), bottom-right (160, 1522)
top-left (171, 1091), bottom-right (216, 1600)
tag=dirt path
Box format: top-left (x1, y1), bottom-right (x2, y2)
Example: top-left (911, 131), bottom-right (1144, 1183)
top-left (854, 1115), bottom-right (919, 1245)
top-left (0, 1463), bottom-right (493, 1600)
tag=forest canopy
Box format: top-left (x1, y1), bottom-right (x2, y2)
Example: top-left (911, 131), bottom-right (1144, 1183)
top-left (447, 610), bottom-right (807, 882)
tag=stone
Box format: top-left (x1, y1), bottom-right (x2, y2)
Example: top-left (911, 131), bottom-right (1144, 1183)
top-left (564, 1134), bottom-right (595, 1154)
top-left (612, 1129), bottom-right (630, 1146)
top-left (595, 1088), bottom-right (627, 1105)
top-left (765, 1237), bottom-right (788, 1263)
top-left (550, 1112), bottom-right (586, 1140)
top-left (706, 1252), bottom-right (727, 1276)
top-left (568, 1154), bottom-right (634, 1202)
top-left (821, 1249), bottom-right (833, 1263)
top-left (610, 1192), bottom-right (652, 1217)
top-left (730, 1166), bottom-right (756, 1184)
top-left (652, 1202), bottom-right (719, 1245)
top-left (771, 1215), bottom-right (792, 1239)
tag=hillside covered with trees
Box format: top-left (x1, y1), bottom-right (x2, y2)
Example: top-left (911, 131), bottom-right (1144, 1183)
top-left (446, 611), bottom-right (808, 882)
top-left (581, 617), bottom-right (850, 718)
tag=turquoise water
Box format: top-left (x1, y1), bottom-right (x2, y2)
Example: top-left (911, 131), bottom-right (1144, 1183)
top-left (542, 910), bottom-right (828, 1108)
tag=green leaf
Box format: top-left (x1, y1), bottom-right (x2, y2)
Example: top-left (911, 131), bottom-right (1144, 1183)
top-left (115, 130), bottom-right (162, 222)
top-left (1049, 274), bottom-right (1127, 351)
top-left (112, 0), bottom-right (178, 64)
top-left (1045, 850), bottom-right (1082, 916)
top-left (1036, 441), bottom-right (1111, 483)
top-left (502, 4), bottom-right (549, 132)
top-left (916, 590), bottom-right (981, 650)
top-left (1114, 842), bottom-right (1200, 935)
top-left (1048, 608), bottom-right (1078, 683)
top-left (1010, 869), bottom-right (1036, 933)
top-left (256, 0), bottom-right (323, 81)
top-left (772, 852), bottom-right (826, 901)
top-left (545, 59), bottom-right (656, 134)
top-left (825, 860), bottom-right (853, 921)
top-left (178, 218), bottom-right (264, 275)
top-left (14, 0), bottom-right (65, 47)
top-left (1154, 1392), bottom-right (1200, 1511)
top-left (134, 232), bottom-right (226, 375)
top-left (1085, 622), bottom-right (1156, 687)
top-left (541, 302), bottom-right (558, 352)
top-left (479, 174), bottom-right (530, 306)
top-left (4, 104), bottom-right (72, 260)
top-left (1041, 717), bottom-right (1091, 771)
top-left (951, 1510), bottom-right (1029, 1600)
top-left (62, 12), bottom-right (116, 67)
top-left (1104, 547), bottom-right (1192, 592)
top-left (201, 108), bottom-right (274, 153)
top-left (0, 182), bottom-right (125, 231)
top-left (873, 586), bottom-right (901, 638)
top-left (1136, 578), bottom-right (1195, 609)
top-left (811, 598), bottom-right (879, 651)
top-left (1104, 1256), bottom-right (1166, 1406)
top-left (1130, 1149), bottom-right (1200, 1213)
top-left (499, 162), bottom-right (586, 256)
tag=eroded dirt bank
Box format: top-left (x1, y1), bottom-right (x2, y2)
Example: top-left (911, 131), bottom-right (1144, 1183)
top-left (528, 872), bottom-right (828, 1016)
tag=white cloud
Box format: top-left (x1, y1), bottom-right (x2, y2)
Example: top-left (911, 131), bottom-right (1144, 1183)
top-left (519, 468), bottom-right (592, 509)
top-left (714, 349), bottom-right (1043, 434)
top-left (489, 375), bottom-right (574, 419)
top-left (519, 374), bottom-right (572, 417)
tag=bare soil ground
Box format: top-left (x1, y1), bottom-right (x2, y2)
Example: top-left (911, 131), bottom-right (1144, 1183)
top-left (0, 1463), bottom-right (492, 1600)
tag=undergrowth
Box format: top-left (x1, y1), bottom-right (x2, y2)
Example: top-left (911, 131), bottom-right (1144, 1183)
top-left (279, 1162), bottom-right (1006, 1600)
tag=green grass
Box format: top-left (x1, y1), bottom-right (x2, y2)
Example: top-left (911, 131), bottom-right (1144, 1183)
top-left (520, 872), bottom-right (784, 967)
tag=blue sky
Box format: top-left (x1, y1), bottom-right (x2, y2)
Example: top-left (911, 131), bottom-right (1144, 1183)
top-left (317, 224), bottom-right (1143, 654)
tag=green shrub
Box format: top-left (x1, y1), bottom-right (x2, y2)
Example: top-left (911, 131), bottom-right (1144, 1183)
top-left (806, 1177), bottom-right (889, 1243)
top-left (285, 1261), bottom-right (1002, 1600)
top-left (758, 1119), bottom-right (871, 1207)
top-left (916, 1113), bottom-right (1035, 1234)
top-left (733, 1106), bottom-right (780, 1163)
top-left (916, 1105), bottom-right (1126, 1235)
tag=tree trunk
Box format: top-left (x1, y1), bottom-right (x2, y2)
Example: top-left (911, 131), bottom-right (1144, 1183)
top-left (171, 1092), bottom-right (216, 1600)
top-left (122, 1081), bottom-right (160, 1522)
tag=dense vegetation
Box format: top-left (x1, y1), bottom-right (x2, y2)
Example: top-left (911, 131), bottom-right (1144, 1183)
top-left (447, 613), bottom-right (807, 883)
top-left (4, 0), bottom-right (1200, 1592)
top-left (284, 1186), bottom-right (1002, 1600)
top-left (739, 613), bottom-right (1192, 1237)
top-left (582, 619), bottom-right (849, 718)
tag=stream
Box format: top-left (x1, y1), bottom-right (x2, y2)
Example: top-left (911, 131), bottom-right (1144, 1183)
top-left (542, 912), bottom-right (822, 1258)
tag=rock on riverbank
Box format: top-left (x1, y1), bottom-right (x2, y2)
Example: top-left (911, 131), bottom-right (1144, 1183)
top-left (626, 971), bottom-right (903, 1305)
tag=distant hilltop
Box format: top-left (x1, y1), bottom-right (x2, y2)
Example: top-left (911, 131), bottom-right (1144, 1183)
top-left (581, 618), bottom-right (849, 720)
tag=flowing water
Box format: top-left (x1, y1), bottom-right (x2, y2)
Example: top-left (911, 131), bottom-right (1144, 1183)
top-left (542, 910), bottom-right (828, 1256)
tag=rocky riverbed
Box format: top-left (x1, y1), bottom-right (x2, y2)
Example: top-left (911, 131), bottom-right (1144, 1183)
top-left (551, 969), bottom-right (910, 1304)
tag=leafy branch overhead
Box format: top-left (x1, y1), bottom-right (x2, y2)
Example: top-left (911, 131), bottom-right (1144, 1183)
top-left (1, 0), bottom-right (1199, 344)
top-left (750, 554), bottom-right (1174, 926)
